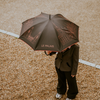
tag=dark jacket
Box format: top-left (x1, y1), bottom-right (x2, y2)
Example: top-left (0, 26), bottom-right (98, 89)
top-left (45, 44), bottom-right (79, 75)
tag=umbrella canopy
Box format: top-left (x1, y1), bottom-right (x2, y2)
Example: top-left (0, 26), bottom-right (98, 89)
top-left (19, 12), bottom-right (79, 52)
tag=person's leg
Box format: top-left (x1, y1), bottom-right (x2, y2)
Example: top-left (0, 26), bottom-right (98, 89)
top-left (55, 67), bottom-right (67, 94)
top-left (65, 71), bottom-right (78, 99)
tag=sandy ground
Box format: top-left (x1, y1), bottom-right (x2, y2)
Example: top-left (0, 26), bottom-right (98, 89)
top-left (0, 0), bottom-right (100, 100)
top-left (0, 33), bottom-right (100, 100)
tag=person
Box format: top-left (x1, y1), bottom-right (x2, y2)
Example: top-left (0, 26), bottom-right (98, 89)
top-left (44, 43), bottom-right (79, 100)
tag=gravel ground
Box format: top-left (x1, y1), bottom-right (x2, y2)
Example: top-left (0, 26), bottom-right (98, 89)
top-left (0, 33), bottom-right (100, 100)
top-left (0, 0), bottom-right (100, 100)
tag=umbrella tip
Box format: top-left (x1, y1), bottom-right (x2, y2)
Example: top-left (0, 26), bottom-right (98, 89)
top-left (49, 14), bottom-right (51, 20)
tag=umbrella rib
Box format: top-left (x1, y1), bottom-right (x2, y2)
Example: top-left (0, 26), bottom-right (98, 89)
top-left (20, 20), bottom-right (48, 37)
top-left (52, 22), bottom-right (61, 51)
top-left (34, 21), bottom-right (49, 50)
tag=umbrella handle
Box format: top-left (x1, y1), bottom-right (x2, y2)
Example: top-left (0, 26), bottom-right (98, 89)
top-left (44, 51), bottom-right (49, 56)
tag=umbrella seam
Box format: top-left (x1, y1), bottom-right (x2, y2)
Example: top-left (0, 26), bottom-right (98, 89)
top-left (52, 22), bottom-right (61, 51)
top-left (20, 20), bottom-right (48, 37)
top-left (34, 20), bottom-right (50, 50)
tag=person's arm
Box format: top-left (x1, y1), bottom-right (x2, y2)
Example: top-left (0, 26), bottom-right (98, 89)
top-left (44, 51), bottom-right (56, 56)
top-left (71, 45), bottom-right (79, 76)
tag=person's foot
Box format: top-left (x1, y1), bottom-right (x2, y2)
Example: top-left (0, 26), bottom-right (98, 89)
top-left (56, 93), bottom-right (62, 99)
top-left (66, 98), bottom-right (72, 100)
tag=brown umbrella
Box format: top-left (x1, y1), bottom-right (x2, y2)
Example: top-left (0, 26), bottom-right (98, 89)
top-left (19, 12), bottom-right (79, 52)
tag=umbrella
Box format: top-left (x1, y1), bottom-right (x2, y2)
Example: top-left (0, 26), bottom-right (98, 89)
top-left (19, 12), bottom-right (79, 52)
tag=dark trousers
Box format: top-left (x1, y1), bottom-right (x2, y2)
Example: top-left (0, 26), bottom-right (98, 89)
top-left (55, 67), bottom-right (78, 99)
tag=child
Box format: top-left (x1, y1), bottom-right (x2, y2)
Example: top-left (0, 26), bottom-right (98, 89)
top-left (45, 43), bottom-right (79, 100)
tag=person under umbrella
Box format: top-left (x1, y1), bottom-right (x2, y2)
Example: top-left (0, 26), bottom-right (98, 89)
top-left (45, 43), bottom-right (79, 100)
top-left (19, 12), bottom-right (79, 100)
